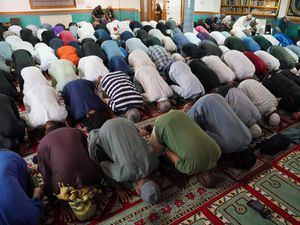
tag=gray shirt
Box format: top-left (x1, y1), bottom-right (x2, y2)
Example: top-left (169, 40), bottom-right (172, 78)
top-left (88, 118), bottom-right (159, 183)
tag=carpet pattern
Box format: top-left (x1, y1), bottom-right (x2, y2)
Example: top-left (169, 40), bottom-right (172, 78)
top-left (20, 105), bottom-right (300, 224)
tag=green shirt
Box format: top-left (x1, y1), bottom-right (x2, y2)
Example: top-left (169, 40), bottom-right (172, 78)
top-left (155, 110), bottom-right (221, 175)
top-left (88, 118), bottom-right (159, 183)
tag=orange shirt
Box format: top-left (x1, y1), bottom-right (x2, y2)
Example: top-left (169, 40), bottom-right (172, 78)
top-left (56, 46), bottom-right (79, 65)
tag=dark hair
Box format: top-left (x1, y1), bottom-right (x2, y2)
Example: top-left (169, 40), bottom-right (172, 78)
top-left (230, 149), bottom-right (256, 169)
top-left (45, 122), bottom-right (66, 134)
top-left (69, 22), bottom-right (77, 27)
top-left (82, 111), bottom-right (109, 132)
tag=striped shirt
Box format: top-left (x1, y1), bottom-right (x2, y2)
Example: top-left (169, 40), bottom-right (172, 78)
top-left (101, 71), bottom-right (143, 113)
top-left (147, 45), bottom-right (174, 73)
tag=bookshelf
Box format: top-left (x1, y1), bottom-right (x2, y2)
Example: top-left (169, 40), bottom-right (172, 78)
top-left (220, 0), bottom-right (281, 17)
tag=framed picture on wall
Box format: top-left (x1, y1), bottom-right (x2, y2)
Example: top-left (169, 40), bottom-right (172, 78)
top-left (29, 0), bottom-right (76, 9)
top-left (286, 0), bottom-right (300, 18)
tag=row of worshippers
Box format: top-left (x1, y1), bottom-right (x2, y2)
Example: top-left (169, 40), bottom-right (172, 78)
top-left (1, 18), bottom-right (300, 224)
top-left (195, 14), bottom-right (298, 46)
top-left (2, 18), bottom-right (300, 153)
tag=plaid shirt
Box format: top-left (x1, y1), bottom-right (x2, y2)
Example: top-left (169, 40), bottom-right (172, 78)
top-left (147, 45), bottom-right (174, 72)
top-left (238, 79), bottom-right (278, 116)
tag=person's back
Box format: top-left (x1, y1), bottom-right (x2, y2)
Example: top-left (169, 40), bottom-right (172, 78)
top-left (244, 51), bottom-right (268, 76)
top-left (35, 43), bottom-right (58, 71)
top-left (82, 40), bottom-right (107, 63)
top-left (198, 40), bottom-right (223, 57)
top-left (202, 55), bottom-right (235, 83)
top-left (0, 151), bottom-right (43, 225)
top-left (147, 45), bottom-right (174, 73)
top-left (135, 66), bottom-right (173, 102)
top-left (125, 38), bottom-right (148, 53)
top-left (188, 59), bottom-right (220, 93)
top-left (24, 85), bottom-right (67, 127)
top-left (56, 45), bottom-right (80, 66)
top-left (62, 79), bottom-right (105, 121)
top-left (222, 50), bottom-right (255, 80)
top-left (48, 59), bottom-right (78, 91)
top-left (241, 36), bottom-right (261, 52)
top-left (0, 41), bottom-right (13, 61)
top-left (88, 118), bottom-right (159, 183)
top-left (0, 69), bottom-right (19, 101)
top-left (128, 49), bottom-right (156, 72)
top-left (224, 36), bottom-right (246, 52)
top-left (78, 55), bottom-right (109, 81)
top-left (101, 71), bottom-right (143, 113)
top-left (21, 66), bottom-right (49, 96)
top-left (187, 94), bottom-right (252, 153)
top-left (238, 79), bottom-right (278, 116)
top-left (38, 127), bottom-right (101, 195)
top-left (254, 50), bottom-right (280, 72)
top-left (101, 40), bottom-right (125, 61)
top-left (268, 46), bottom-right (297, 69)
top-left (168, 61), bottom-right (205, 99)
top-left (154, 110), bottom-right (221, 175)
top-left (0, 94), bottom-right (25, 151)
top-left (252, 35), bottom-right (272, 51)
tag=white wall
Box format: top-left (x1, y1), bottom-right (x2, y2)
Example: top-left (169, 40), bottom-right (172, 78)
top-left (0, 0), bottom-right (140, 12)
top-left (194, 0), bottom-right (221, 12)
top-left (278, 0), bottom-right (288, 18)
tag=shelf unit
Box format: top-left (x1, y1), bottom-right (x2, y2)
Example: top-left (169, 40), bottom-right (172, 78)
top-left (220, 0), bottom-right (281, 17)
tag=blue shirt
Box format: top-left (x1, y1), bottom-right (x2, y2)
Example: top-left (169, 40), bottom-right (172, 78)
top-left (62, 80), bottom-right (106, 120)
top-left (109, 56), bottom-right (133, 77)
top-left (242, 37), bottom-right (261, 53)
top-left (0, 151), bottom-right (43, 225)
top-left (101, 40), bottom-right (125, 61)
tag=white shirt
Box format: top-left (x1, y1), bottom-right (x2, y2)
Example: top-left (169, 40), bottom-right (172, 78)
top-left (21, 66), bottom-right (49, 96)
top-left (184, 32), bottom-right (201, 45)
top-left (77, 27), bottom-right (96, 42)
top-left (13, 41), bottom-right (35, 57)
top-left (5, 35), bottom-right (22, 46)
top-left (125, 38), bottom-right (148, 53)
top-left (169, 61), bottom-right (205, 99)
top-left (106, 21), bottom-right (119, 35)
top-left (135, 66), bottom-right (173, 102)
top-left (23, 85), bottom-right (67, 128)
top-left (78, 55), bottom-right (109, 81)
top-left (141, 21), bottom-right (151, 26)
top-left (48, 59), bottom-right (78, 91)
top-left (202, 55), bottom-right (235, 84)
top-left (209, 31), bottom-right (226, 46)
top-left (148, 29), bottom-right (165, 40)
top-left (149, 20), bottom-right (158, 28)
top-left (230, 29), bottom-right (247, 39)
top-left (219, 45), bottom-right (230, 54)
top-left (128, 49), bottom-right (156, 72)
top-left (222, 50), bottom-right (255, 80)
top-left (8, 25), bottom-right (22, 37)
top-left (117, 20), bottom-right (132, 34)
top-left (161, 36), bottom-right (177, 53)
top-left (172, 53), bottom-right (186, 62)
top-left (35, 43), bottom-right (58, 71)
top-left (238, 79), bottom-right (278, 116)
top-left (232, 16), bottom-right (251, 31)
top-left (263, 34), bottom-right (280, 46)
top-left (254, 50), bottom-right (280, 72)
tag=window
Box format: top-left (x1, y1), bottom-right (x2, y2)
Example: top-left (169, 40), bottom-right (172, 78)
top-left (29, 0), bottom-right (76, 9)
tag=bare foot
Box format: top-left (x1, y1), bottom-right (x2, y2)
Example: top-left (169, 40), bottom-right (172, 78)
top-left (59, 201), bottom-right (75, 223)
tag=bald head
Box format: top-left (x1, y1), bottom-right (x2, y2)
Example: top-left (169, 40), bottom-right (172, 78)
top-left (157, 100), bottom-right (172, 113)
top-left (126, 108), bottom-right (141, 123)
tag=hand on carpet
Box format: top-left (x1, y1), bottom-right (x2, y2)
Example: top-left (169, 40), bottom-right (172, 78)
top-left (59, 201), bottom-right (75, 223)
top-left (116, 188), bottom-right (130, 204)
